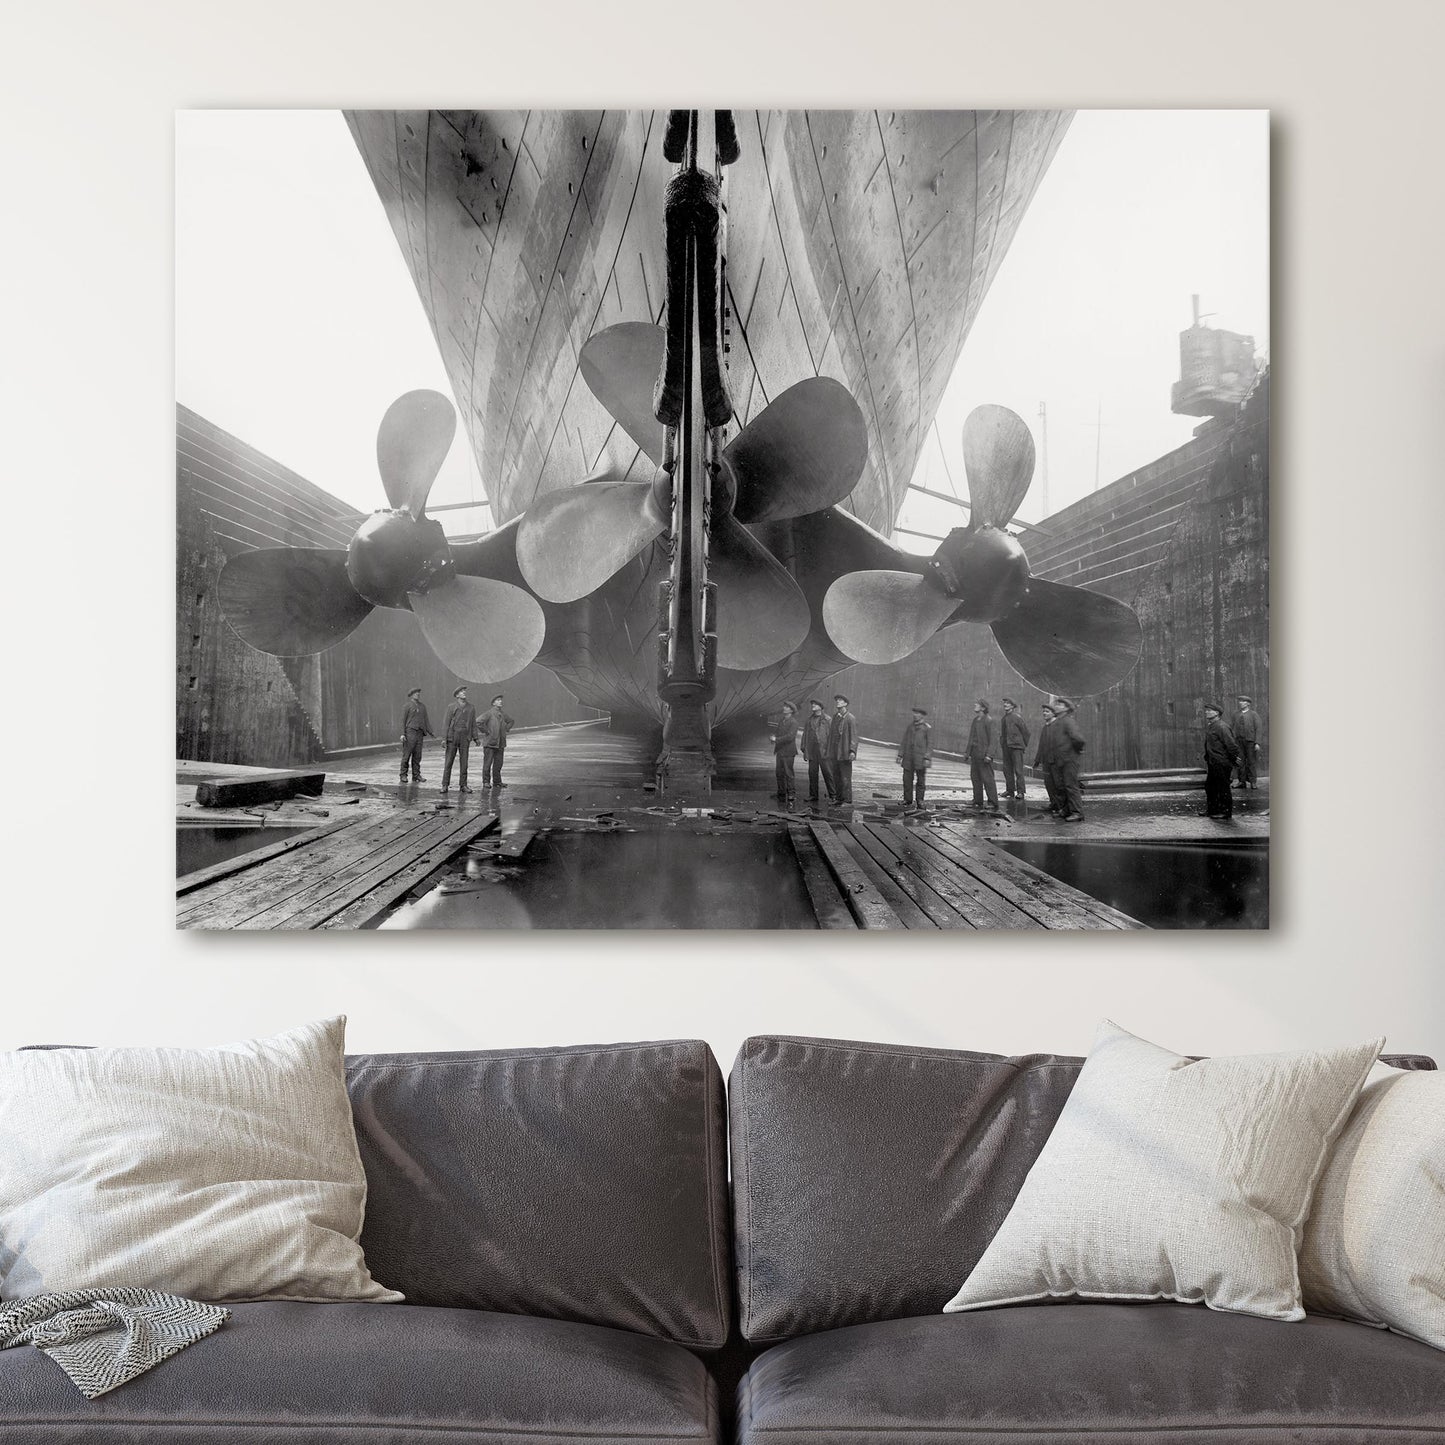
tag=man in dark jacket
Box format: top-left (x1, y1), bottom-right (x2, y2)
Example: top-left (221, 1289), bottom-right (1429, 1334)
top-left (1034, 703), bottom-right (1061, 814)
top-left (440, 686), bottom-right (481, 793)
top-left (801, 699), bottom-right (835, 805)
top-left (1200, 702), bottom-right (1241, 820)
top-left (897, 706), bottom-right (933, 809)
top-left (966, 700), bottom-right (999, 810)
top-left (478, 694), bottom-right (515, 790)
top-left (1052, 697), bottom-right (1087, 822)
top-left (999, 696), bottom-right (1031, 800)
top-left (826, 694), bottom-right (858, 805)
top-left (771, 702), bottom-right (799, 808)
top-left (1230, 695), bottom-right (1261, 789)
top-left (399, 686), bottom-right (432, 783)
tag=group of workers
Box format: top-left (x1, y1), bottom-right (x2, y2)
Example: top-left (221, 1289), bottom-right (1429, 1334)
top-left (398, 686), bottom-right (514, 793)
top-left (771, 692), bottom-right (1263, 823)
top-left (771, 695), bottom-right (859, 809)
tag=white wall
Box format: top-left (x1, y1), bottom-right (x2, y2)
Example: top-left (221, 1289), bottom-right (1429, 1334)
top-left (6, 0), bottom-right (1442, 1068)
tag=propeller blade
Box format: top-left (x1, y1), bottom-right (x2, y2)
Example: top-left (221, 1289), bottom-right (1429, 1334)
top-left (962, 404), bottom-right (1034, 528)
top-left (409, 577), bottom-right (547, 683)
top-left (376, 389), bottom-right (457, 518)
top-left (710, 515), bottom-right (812, 671)
top-left (990, 577), bottom-right (1143, 696)
top-left (822, 569), bottom-right (958, 664)
top-left (579, 323), bottom-right (667, 465)
top-left (725, 377), bottom-right (868, 524)
top-left (218, 548), bottom-right (372, 656)
top-left (515, 481), bottom-right (666, 603)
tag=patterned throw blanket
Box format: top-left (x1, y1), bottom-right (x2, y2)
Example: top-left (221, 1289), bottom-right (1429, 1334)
top-left (0, 1289), bottom-right (230, 1397)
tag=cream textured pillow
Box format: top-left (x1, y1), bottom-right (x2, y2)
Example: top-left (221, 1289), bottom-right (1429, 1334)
top-left (0, 1017), bottom-right (401, 1304)
top-left (944, 1021), bottom-right (1382, 1321)
top-left (1299, 1063), bottom-right (1445, 1347)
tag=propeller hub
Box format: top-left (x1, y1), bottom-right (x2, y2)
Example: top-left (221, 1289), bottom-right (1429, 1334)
top-left (345, 511), bottom-right (452, 609)
top-left (928, 525), bottom-right (1030, 622)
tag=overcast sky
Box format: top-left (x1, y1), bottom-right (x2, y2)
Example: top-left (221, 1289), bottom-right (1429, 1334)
top-left (176, 109), bottom-right (1267, 548)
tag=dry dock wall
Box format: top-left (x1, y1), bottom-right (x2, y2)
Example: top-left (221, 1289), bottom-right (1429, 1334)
top-left (834, 372), bottom-right (1269, 772)
top-left (176, 406), bottom-right (590, 766)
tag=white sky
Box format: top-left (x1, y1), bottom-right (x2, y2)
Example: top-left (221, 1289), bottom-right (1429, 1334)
top-left (176, 109), bottom-right (1268, 547)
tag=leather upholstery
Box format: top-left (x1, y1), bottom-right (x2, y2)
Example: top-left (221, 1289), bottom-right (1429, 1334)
top-left (0, 1301), bottom-right (719, 1444)
top-left (347, 1040), bottom-right (730, 1347)
top-left (730, 1035), bottom-right (1082, 1342)
top-left (730, 1035), bottom-right (1436, 1344)
top-left (736, 1304), bottom-right (1445, 1444)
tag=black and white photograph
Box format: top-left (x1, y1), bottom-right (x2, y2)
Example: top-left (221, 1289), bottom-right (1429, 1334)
top-left (176, 107), bottom-right (1269, 930)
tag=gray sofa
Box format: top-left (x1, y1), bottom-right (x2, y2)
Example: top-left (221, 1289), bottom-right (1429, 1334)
top-left (2, 1035), bottom-right (1442, 1443)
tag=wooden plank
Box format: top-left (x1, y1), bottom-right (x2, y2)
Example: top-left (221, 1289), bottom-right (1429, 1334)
top-left (838, 824), bottom-right (948, 929)
top-left (933, 824), bottom-right (1140, 930)
top-left (176, 819), bottom-right (361, 896)
top-left (806, 821), bottom-right (904, 931)
top-left (320, 814), bottom-right (500, 929)
top-left (179, 812), bottom-right (438, 928)
top-left (236, 812), bottom-right (479, 930)
top-left (787, 824), bottom-right (857, 930)
top-left (194, 769), bottom-right (326, 808)
top-left (858, 821), bottom-right (1036, 930)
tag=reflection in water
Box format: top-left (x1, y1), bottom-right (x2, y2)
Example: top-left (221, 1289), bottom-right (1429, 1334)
top-left (1000, 838), bottom-right (1268, 929)
top-left (176, 825), bottom-right (314, 878)
top-left (383, 828), bottom-right (817, 930)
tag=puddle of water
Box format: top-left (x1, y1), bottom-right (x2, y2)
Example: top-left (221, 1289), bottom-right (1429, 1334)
top-left (176, 825), bottom-right (314, 878)
top-left (1000, 837), bottom-right (1268, 929)
top-left (383, 827), bottom-right (817, 930)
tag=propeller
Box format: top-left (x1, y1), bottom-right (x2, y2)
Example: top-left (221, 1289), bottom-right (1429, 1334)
top-left (990, 578), bottom-right (1142, 697)
top-left (376, 390), bottom-right (458, 518)
top-left (514, 478), bottom-right (667, 605)
top-left (822, 404), bottom-right (1143, 696)
top-left (711, 515), bottom-right (812, 670)
top-left (517, 323), bottom-right (866, 670)
top-left (218, 548), bottom-right (374, 657)
top-left (219, 390), bottom-right (546, 681)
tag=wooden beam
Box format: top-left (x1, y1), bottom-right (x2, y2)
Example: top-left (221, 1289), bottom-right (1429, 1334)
top-left (806, 821), bottom-right (904, 930)
top-left (787, 824), bottom-right (857, 930)
top-left (194, 769), bottom-right (326, 808)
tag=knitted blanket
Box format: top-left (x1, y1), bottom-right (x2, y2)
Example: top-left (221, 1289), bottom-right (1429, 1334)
top-left (0, 1288), bottom-right (230, 1397)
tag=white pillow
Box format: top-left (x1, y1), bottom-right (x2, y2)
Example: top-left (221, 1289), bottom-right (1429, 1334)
top-left (0, 1017), bottom-right (401, 1304)
top-left (944, 1020), bottom-right (1382, 1322)
top-left (1299, 1063), bottom-right (1445, 1348)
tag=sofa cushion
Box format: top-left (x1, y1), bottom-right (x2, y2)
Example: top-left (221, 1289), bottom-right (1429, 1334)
top-left (0, 1301), bottom-right (719, 1444)
top-left (730, 1035), bottom-right (1437, 1344)
top-left (736, 1304), bottom-right (1445, 1445)
top-left (730, 1035), bottom-right (1082, 1341)
top-left (347, 1040), bottom-right (730, 1346)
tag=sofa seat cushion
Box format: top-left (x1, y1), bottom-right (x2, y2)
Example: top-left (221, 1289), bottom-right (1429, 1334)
top-left (737, 1304), bottom-right (1445, 1444)
top-left (0, 1301), bottom-right (719, 1444)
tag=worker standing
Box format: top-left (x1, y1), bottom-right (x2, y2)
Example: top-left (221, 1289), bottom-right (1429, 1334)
top-left (479, 694), bottom-right (515, 790)
top-left (801, 699), bottom-right (834, 806)
top-left (897, 706), bottom-right (933, 811)
top-left (440, 686), bottom-right (481, 793)
top-left (1230, 695), bottom-right (1261, 790)
top-left (1051, 697), bottom-right (1087, 822)
top-left (965, 700), bottom-right (999, 811)
top-left (771, 702), bottom-right (799, 809)
top-left (1033, 703), bottom-right (1061, 814)
top-left (999, 696), bottom-right (1031, 800)
top-left (826, 694), bottom-right (858, 806)
top-left (399, 686), bottom-right (432, 783)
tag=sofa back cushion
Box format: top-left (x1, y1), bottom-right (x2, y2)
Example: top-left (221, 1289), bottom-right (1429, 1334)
top-left (347, 1039), bottom-right (730, 1347)
top-left (730, 1034), bottom-right (1434, 1342)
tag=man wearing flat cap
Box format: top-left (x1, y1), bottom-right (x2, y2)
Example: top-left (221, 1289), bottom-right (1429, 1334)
top-left (1034, 702), bottom-right (1061, 814)
top-left (965, 700), bottom-right (999, 811)
top-left (897, 706), bottom-right (933, 811)
top-left (801, 699), bottom-right (835, 806)
top-left (999, 697), bottom-right (1031, 801)
top-left (1200, 703), bottom-right (1241, 820)
top-left (826, 694), bottom-right (858, 806)
top-left (399, 687), bottom-right (432, 783)
top-left (1230, 695), bottom-right (1261, 790)
top-left (478, 694), bottom-right (515, 790)
top-left (1051, 698), bottom-right (1087, 822)
top-left (440, 686), bottom-right (482, 793)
